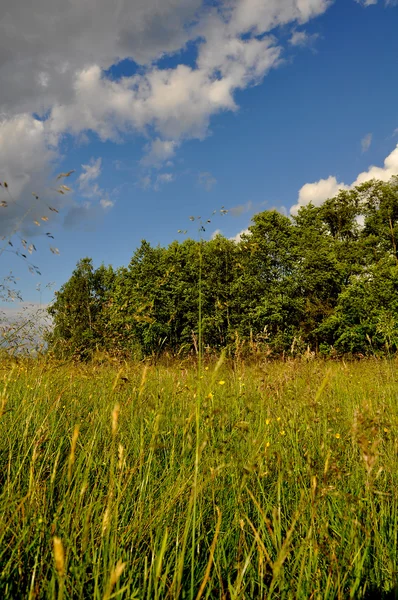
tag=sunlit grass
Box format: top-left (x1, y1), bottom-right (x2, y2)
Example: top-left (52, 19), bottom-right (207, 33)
top-left (0, 357), bottom-right (397, 598)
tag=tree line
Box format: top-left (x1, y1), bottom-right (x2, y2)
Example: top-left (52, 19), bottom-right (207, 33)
top-left (47, 176), bottom-right (398, 359)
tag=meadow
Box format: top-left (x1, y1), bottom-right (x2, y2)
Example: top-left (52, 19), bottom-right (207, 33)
top-left (0, 356), bottom-right (397, 599)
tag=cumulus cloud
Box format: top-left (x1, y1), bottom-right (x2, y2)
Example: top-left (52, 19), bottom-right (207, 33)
top-left (0, 0), bottom-right (335, 235)
top-left (353, 144), bottom-right (398, 185)
top-left (2, 0), bottom-right (334, 123)
top-left (0, 118), bottom-right (113, 237)
top-left (291, 144), bottom-right (398, 215)
top-left (211, 228), bottom-right (222, 239)
top-left (222, 0), bottom-right (332, 37)
top-left (291, 176), bottom-right (349, 214)
top-left (230, 228), bottom-right (251, 243)
top-left (0, 114), bottom-right (62, 237)
top-left (0, 0), bottom-right (332, 121)
top-left (45, 41), bottom-right (279, 144)
top-left (361, 133), bottom-right (372, 153)
top-left (0, 0), bottom-right (203, 116)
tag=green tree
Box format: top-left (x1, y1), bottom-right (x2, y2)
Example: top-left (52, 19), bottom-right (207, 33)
top-left (47, 175), bottom-right (398, 359)
top-left (294, 203), bottom-right (344, 348)
top-left (317, 257), bottom-right (398, 355)
top-left (232, 210), bottom-right (302, 353)
top-left (108, 241), bottom-right (171, 357)
top-left (360, 177), bottom-right (398, 264)
top-left (47, 258), bottom-right (115, 359)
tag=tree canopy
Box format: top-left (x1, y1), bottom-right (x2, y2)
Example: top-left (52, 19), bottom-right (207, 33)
top-left (47, 176), bottom-right (398, 359)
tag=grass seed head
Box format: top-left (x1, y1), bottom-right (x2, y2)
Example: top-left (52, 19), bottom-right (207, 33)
top-left (110, 560), bottom-right (126, 586)
top-left (102, 506), bottom-right (110, 536)
top-left (118, 443), bottom-right (125, 470)
top-left (53, 536), bottom-right (65, 578)
top-left (112, 403), bottom-right (120, 435)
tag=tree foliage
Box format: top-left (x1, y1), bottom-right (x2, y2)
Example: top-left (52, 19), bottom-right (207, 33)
top-left (47, 258), bottom-right (115, 359)
top-left (48, 176), bottom-right (398, 359)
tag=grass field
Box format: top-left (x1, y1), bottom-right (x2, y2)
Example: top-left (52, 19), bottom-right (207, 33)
top-left (0, 356), bottom-right (397, 599)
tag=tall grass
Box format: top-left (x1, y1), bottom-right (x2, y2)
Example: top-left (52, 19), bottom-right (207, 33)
top-left (0, 357), bottom-right (397, 598)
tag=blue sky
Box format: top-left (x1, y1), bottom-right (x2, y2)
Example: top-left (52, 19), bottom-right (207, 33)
top-left (0, 0), bottom-right (398, 311)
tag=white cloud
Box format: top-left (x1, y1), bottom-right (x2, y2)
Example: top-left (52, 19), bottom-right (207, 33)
top-left (141, 138), bottom-right (178, 167)
top-left (355, 0), bottom-right (397, 5)
top-left (77, 157), bottom-right (114, 211)
top-left (361, 133), bottom-right (372, 153)
top-left (138, 171), bottom-right (175, 191)
top-left (46, 48), bottom-right (279, 143)
top-left (211, 228), bottom-right (222, 239)
top-left (353, 144), bottom-right (398, 185)
top-left (157, 173), bottom-right (174, 184)
top-left (1, 0), bottom-right (330, 121)
top-left (78, 157), bottom-right (102, 195)
top-left (0, 119), bottom-right (113, 238)
top-left (100, 198), bottom-right (114, 209)
top-left (154, 172), bottom-right (174, 190)
top-left (0, 0), bottom-right (334, 233)
top-left (230, 228), bottom-right (251, 243)
top-left (225, 0), bottom-right (331, 36)
top-left (0, 114), bottom-right (54, 195)
top-left (0, 0), bottom-right (203, 116)
top-left (291, 176), bottom-right (348, 215)
top-left (354, 0), bottom-right (378, 6)
top-left (1, 0), bottom-right (334, 132)
top-left (0, 114), bottom-right (62, 237)
top-left (289, 29), bottom-right (319, 47)
top-left (291, 144), bottom-right (398, 215)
